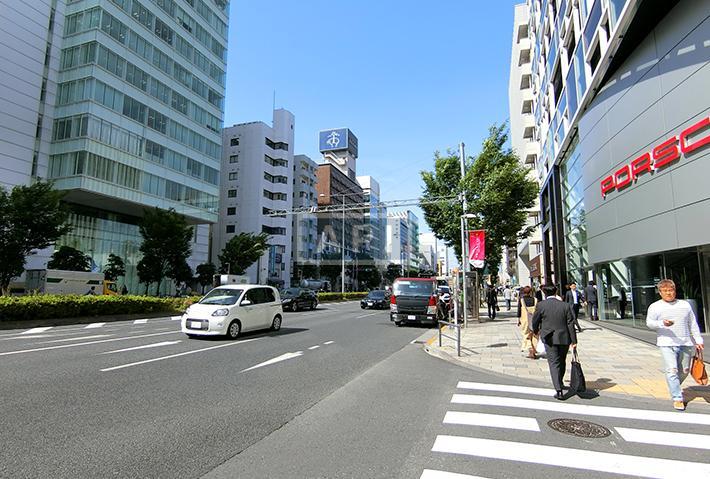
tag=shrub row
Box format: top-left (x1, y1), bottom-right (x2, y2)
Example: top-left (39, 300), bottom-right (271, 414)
top-left (0, 295), bottom-right (198, 322)
top-left (317, 292), bottom-right (368, 302)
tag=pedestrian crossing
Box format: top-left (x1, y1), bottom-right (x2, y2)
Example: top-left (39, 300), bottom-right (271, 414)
top-left (422, 380), bottom-right (710, 479)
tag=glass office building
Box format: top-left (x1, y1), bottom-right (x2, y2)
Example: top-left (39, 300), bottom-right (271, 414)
top-left (513, 0), bottom-right (709, 331)
top-left (45, 0), bottom-right (228, 291)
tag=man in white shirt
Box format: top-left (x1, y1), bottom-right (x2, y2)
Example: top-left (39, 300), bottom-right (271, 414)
top-left (503, 286), bottom-right (512, 311)
top-left (646, 279), bottom-right (704, 410)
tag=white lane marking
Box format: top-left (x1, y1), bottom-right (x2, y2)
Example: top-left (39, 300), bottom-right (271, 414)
top-left (84, 323), bottom-right (106, 329)
top-left (102, 338), bottom-right (260, 372)
top-left (421, 470), bottom-right (490, 479)
top-left (21, 327), bottom-right (53, 334)
top-left (101, 341), bottom-right (182, 355)
top-left (431, 435), bottom-right (710, 478)
top-left (451, 394), bottom-right (710, 426)
top-left (133, 319), bottom-right (148, 324)
top-left (308, 345), bottom-right (320, 350)
top-left (0, 331), bottom-right (179, 357)
top-left (457, 381), bottom-right (554, 397)
top-left (356, 312), bottom-right (378, 318)
top-left (171, 316), bottom-right (182, 321)
top-left (616, 427), bottom-right (710, 450)
top-left (241, 351), bottom-right (303, 373)
top-left (0, 335), bottom-right (53, 341)
top-left (323, 341), bottom-right (335, 345)
top-left (443, 411), bottom-right (540, 432)
top-left (39, 334), bottom-right (111, 344)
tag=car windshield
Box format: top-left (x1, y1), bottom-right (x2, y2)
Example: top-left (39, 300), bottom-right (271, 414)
top-left (367, 291), bottom-right (385, 299)
top-left (393, 280), bottom-right (434, 296)
top-left (199, 288), bottom-right (243, 305)
top-left (438, 286), bottom-right (450, 294)
top-left (281, 288), bottom-right (300, 298)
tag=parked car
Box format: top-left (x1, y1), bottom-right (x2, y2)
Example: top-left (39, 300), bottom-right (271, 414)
top-left (181, 285), bottom-right (283, 339)
top-left (390, 277), bottom-right (446, 327)
top-left (280, 287), bottom-right (318, 312)
top-left (360, 290), bottom-right (389, 309)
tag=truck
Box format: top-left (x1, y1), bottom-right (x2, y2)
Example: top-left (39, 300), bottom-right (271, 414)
top-left (25, 269), bottom-right (118, 295)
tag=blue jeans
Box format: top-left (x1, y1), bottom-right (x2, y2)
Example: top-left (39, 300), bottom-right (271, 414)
top-left (660, 346), bottom-right (694, 401)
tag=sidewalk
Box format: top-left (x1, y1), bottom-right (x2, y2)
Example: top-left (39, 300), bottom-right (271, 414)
top-left (425, 301), bottom-right (710, 406)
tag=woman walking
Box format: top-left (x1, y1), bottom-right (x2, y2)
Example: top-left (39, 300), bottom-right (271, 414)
top-left (517, 286), bottom-right (539, 359)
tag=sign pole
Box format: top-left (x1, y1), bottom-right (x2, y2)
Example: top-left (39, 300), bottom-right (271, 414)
top-left (459, 142), bottom-right (469, 329)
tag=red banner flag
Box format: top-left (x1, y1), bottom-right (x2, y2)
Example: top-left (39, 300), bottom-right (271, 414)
top-left (468, 230), bottom-right (485, 268)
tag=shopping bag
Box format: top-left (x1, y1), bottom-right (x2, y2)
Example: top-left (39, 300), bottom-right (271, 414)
top-left (691, 351), bottom-right (708, 386)
top-left (535, 336), bottom-right (546, 355)
top-left (570, 349), bottom-right (586, 392)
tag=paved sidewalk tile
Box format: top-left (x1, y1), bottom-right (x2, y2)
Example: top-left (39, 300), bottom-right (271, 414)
top-left (426, 304), bottom-right (710, 407)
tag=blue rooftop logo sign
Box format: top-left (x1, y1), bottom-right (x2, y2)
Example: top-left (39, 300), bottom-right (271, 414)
top-left (319, 128), bottom-right (358, 157)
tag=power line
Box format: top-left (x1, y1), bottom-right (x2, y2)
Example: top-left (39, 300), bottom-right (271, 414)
top-left (264, 195), bottom-right (459, 217)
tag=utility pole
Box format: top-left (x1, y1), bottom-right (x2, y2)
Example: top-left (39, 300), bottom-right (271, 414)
top-left (459, 142), bottom-right (469, 328)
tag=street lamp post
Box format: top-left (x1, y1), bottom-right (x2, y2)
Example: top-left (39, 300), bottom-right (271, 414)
top-left (459, 142), bottom-right (469, 328)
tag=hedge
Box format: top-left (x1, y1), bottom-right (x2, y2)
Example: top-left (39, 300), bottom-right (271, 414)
top-left (317, 292), bottom-right (368, 302)
top-left (0, 295), bottom-right (198, 322)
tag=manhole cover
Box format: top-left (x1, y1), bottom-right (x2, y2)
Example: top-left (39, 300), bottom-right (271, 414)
top-left (547, 419), bottom-right (611, 438)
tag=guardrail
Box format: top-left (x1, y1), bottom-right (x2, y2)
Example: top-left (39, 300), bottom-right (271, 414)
top-left (438, 319), bottom-right (461, 357)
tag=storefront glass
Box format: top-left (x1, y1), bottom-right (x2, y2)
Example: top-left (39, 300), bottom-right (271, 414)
top-left (559, 135), bottom-right (589, 285)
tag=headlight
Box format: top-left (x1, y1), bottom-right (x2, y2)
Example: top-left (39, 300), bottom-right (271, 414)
top-left (212, 308), bottom-right (229, 316)
top-left (283, 298), bottom-right (293, 303)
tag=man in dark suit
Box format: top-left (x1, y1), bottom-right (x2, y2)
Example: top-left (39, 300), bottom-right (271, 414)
top-left (584, 280), bottom-right (599, 320)
top-left (532, 284), bottom-right (578, 400)
top-left (564, 281), bottom-right (583, 332)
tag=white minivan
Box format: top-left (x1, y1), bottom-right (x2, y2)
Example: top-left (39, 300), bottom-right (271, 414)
top-left (181, 285), bottom-right (283, 339)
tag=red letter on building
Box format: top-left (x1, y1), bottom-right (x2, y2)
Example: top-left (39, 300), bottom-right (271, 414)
top-left (614, 165), bottom-right (632, 191)
top-left (600, 175), bottom-right (615, 198)
top-left (630, 152), bottom-right (652, 179)
top-left (680, 117), bottom-right (710, 154)
top-left (652, 136), bottom-right (680, 169)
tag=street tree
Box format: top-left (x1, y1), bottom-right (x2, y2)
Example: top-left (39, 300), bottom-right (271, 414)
top-left (218, 232), bottom-right (269, 275)
top-left (357, 265), bottom-right (382, 290)
top-left (137, 207), bottom-right (193, 295)
top-left (169, 259), bottom-right (193, 292)
top-left (383, 263), bottom-right (402, 285)
top-left (0, 181), bottom-right (71, 294)
top-left (195, 263), bottom-right (217, 293)
top-left (47, 245), bottom-right (91, 271)
top-left (420, 124), bottom-right (538, 281)
top-left (103, 253), bottom-right (126, 281)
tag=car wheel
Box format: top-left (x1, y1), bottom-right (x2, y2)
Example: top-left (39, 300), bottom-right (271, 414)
top-left (360, 304), bottom-right (366, 309)
top-left (226, 320), bottom-right (241, 339)
top-left (394, 321), bottom-right (403, 327)
top-left (311, 301), bottom-right (317, 310)
top-left (271, 315), bottom-right (282, 331)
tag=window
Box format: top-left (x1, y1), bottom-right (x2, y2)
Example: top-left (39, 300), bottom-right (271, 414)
top-left (149, 78), bottom-right (170, 104)
top-left (265, 138), bottom-right (288, 150)
top-left (229, 155), bottom-right (238, 163)
top-left (227, 207), bottom-right (236, 215)
top-left (227, 189), bottom-right (237, 198)
top-left (171, 91), bottom-right (188, 114)
top-left (226, 225), bottom-right (235, 233)
top-left (228, 172), bottom-right (238, 180)
top-left (147, 109), bottom-right (167, 134)
top-left (154, 18), bottom-right (173, 45)
top-left (130, 1), bottom-right (153, 30)
top-left (100, 12), bottom-right (127, 44)
top-left (262, 225), bottom-right (286, 235)
top-left (230, 138), bottom-right (239, 146)
top-left (125, 63), bottom-right (148, 91)
top-left (122, 96), bottom-right (147, 123)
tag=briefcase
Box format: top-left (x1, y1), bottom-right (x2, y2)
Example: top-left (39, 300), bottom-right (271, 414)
top-left (570, 349), bottom-right (586, 392)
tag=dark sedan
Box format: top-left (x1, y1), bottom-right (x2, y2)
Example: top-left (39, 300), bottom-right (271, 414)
top-left (280, 288), bottom-right (318, 312)
top-left (360, 290), bottom-right (389, 309)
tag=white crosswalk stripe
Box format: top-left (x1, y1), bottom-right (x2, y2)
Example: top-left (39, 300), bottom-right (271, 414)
top-left (84, 323), bottom-right (106, 329)
top-left (423, 379), bottom-right (710, 479)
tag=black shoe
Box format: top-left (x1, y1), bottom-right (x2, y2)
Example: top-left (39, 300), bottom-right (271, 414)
top-left (555, 390), bottom-right (564, 400)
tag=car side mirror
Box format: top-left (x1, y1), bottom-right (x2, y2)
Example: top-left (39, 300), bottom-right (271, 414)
top-left (241, 299), bottom-right (252, 306)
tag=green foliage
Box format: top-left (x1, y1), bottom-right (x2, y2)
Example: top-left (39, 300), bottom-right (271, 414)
top-left (137, 208), bottom-right (193, 295)
top-left (420, 124), bottom-right (539, 280)
top-left (0, 294), bottom-right (197, 322)
top-left (218, 232), bottom-right (269, 275)
top-left (357, 265), bottom-right (382, 290)
top-left (0, 181), bottom-right (71, 294)
top-left (48, 245), bottom-right (91, 272)
top-left (383, 263), bottom-right (402, 284)
top-left (195, 263), bottom-right (217, 293)
top-left (317, 292), bottom-right (367, 302)
top-left (103, 253), bottom-right (126, 281)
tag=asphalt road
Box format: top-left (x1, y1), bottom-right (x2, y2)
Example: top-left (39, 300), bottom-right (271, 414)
top-left (2, 302), bottom-right (709, 479)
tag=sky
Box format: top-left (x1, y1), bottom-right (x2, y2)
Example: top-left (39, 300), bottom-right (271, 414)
top-left (223, 0), bottom-right (521, 236)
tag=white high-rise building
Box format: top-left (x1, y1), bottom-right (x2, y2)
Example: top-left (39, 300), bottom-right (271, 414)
top-left (356, 175), bottom-right (387, 263)
top-left (2, 0), bottom-right (229, 291)
top-left (217, 109), bottom-right (294, 287)
top-left (386, 210), bottom-right (419, 273)
top-left (291, 153), bottom-right (318, 282)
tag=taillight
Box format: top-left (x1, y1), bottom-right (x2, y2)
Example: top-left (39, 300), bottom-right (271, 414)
top-left (390, 295), bottom-right (396, 304)
top-left (428, 295), bottom-right (437, 306)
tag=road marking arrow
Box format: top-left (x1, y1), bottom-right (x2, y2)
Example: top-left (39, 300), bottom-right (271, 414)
top-left (101, 340), bottom-right (181, 354)
top-left (241, 351), bottom-right (303, 373)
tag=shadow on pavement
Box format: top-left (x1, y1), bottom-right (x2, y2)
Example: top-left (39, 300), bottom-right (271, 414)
top-left (684, 386), bottom-right (710, 404)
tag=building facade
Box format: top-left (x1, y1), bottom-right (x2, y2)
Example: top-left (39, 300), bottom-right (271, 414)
top-left (515, 0), bottom-right (709, 331)
top-left (356, 175), bottom-right (387, 263)
top-left (291, 154), bottom-right (318, 283)
top-left (386, 210), bottom-right (420, 273)
top-left (216, 109), bottom-right (294, 287)
top-left (2, 0), bottom-right (229, 292)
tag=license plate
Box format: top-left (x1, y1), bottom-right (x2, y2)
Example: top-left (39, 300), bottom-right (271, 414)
top-left (407, 315), bottom-right (416, 320)
top-left (190, 321), bottom-right (202, 329)
top-left (367, 302), bottom-right (374, 305)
